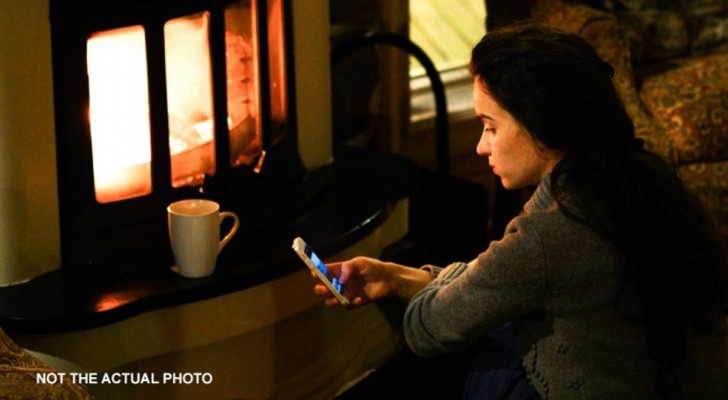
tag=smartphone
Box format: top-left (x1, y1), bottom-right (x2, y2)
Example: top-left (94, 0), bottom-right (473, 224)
top-left (292, 237), bottom-right (350, 306)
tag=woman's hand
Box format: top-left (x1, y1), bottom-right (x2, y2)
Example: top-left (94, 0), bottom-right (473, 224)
top-left (313, 257), bottom-right (432, 308)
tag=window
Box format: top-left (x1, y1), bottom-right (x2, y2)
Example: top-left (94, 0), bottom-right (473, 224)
top-left (409, 0), bottom-right (486, 125)
top-left (409, 0), bottom-right (485, 78)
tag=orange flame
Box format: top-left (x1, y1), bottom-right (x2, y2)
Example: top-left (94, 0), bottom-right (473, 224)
top-left (87, 25), bottom-right (152, 203)
top-left (87, 2), bottom-right (264, 203)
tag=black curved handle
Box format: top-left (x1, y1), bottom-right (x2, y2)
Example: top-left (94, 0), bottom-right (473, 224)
top-left (331, 31), bottom-right (450, 176)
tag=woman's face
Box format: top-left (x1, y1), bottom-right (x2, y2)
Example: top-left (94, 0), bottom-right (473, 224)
top-left (473, 79), bottom-right (562, 190)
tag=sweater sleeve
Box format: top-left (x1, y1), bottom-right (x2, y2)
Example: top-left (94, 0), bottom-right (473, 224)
top-left (403, 215), bottom-right (549, 357)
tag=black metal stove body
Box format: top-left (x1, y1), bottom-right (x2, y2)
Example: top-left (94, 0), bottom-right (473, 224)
top-left (49, 0), bottom-right (313, 273)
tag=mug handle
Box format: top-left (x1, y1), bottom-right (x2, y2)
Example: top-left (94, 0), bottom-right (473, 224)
top-left (218, 211), bottom-right (240, 254)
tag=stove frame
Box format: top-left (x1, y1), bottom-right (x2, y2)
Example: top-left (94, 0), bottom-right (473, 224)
top-left (50, 0), bottom-right (308, 273)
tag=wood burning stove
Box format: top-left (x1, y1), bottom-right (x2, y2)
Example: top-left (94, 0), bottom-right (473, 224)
top-left (0, 0), bottom-right (420, 335)
top-left (50, 0), bottom-right (317, 273)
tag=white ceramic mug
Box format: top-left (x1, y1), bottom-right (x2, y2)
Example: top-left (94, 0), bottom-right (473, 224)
top-left (167, 199), bottom-right (240, 278)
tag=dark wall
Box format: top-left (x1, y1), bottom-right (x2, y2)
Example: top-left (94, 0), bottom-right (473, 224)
top-left (485, 0), bottom-right (534, 30)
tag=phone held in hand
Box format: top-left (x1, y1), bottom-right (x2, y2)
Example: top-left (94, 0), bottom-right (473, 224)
top-left (292, 237), bottom-right (350, 306)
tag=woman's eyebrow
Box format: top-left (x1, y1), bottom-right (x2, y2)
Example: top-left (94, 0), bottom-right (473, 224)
top-left (475, 113), bottom-right (495, 122)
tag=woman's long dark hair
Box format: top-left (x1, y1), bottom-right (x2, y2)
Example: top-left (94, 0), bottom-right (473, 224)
top-left (470, 24), bottom-right (728, 398)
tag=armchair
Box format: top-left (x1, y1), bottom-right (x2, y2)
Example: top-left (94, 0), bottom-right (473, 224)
top-left (488, 0), bottom-right (728, 244)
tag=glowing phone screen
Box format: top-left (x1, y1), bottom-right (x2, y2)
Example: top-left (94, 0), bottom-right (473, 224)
top-left (304, 245), bottom-right (344, 294)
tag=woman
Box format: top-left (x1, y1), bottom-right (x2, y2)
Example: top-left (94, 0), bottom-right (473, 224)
top-left (315, 25), bottom-right (728, 399)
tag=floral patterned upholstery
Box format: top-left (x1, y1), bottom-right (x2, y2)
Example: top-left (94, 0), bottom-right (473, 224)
top-left (640, 54), bottom-right (728, 165)
top-left (532, 0), bottom-right (728, 244)
top-left (532, 0), bottom-right (674, 159)
top-left (678, 162), bottom-right (728, 241)
top-left (0, 328), bottom-right (93, 399)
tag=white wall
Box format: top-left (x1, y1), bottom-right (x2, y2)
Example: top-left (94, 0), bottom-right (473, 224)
top-left (292, 0), bottom-right (334, 169)
top-left (0, 0), bottom-right (61, 285)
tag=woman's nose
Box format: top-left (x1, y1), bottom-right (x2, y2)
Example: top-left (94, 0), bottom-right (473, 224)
top-left (476, 131), bottom-right (491, 157)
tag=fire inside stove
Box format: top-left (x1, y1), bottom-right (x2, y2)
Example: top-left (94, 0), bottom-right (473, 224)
top-left (86, 5), bottom-right (262, 203)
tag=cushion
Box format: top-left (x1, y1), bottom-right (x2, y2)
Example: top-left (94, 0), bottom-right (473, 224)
top-left (640, 53), bottom-right (728, 164)
top-left (677, 161), bottom-right (728, 245)
top-left (0, 328), bottom-right (93, 399)
top-left (534, 0), bottom-right (674, 159)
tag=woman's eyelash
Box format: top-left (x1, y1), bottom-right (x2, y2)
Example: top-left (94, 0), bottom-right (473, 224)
top-left (484, 127), bottom-right (495, 133)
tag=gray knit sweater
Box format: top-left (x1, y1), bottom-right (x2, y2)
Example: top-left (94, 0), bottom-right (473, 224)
top-left (404, 178), bottom-right (728, 399)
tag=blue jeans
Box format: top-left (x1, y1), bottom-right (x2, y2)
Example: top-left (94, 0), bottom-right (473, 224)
top-left (464, 324), bottom-right (543, 400)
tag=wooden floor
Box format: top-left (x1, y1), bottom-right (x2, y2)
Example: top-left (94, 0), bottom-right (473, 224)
top-left (409, 0), bottom-right (486, 75)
